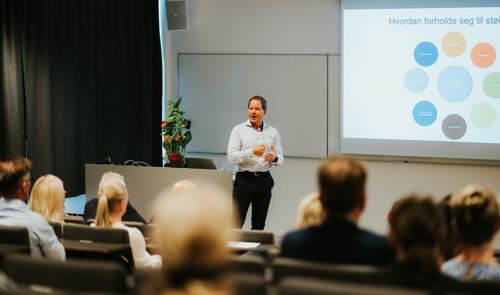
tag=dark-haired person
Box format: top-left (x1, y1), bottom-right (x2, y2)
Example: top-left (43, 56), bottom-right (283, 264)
top-left (0, 157), bottom-right (65, 261)
top-left (437, 193), bottom-right (460, 261)
top-left (227, 95), bottom-right (283, 230)
top-left (280, 156), bottom-right (395, 265)
top-left (441, 185), bottom-right (500, 280)
top-left (369, 195), bottom-right (461, 295)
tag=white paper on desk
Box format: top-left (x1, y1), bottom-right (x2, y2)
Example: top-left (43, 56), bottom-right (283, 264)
top-left (227, 242), bottom-right (260, 249)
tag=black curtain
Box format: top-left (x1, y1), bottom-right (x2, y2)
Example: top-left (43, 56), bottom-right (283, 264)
top-left (0, 0), bottom-right (162, 198)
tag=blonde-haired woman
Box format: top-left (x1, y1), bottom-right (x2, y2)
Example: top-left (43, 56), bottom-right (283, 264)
top-left (96, 178), bottom-right (160, 269)
top-left (441, 185), bottom-right (500, 280)
top-left (29, 175), bottom-right (65, 223)
top-left (149, 187), bottom-right (233, 295)
top-left (296, 192), bottom-right (325, 229)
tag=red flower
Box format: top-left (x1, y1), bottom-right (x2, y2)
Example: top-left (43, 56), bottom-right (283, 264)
top-left (169, 155), bottom-right (183, 163)
top-left (161, 122), bottom-right (167, 127)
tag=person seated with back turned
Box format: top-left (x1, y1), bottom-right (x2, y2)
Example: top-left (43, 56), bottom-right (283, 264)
top-left (295, 192), bottom-right (325, 230)
top-left (368, 194), bottom-right (462, 295)
top-left (95, 172), bottom-right (161, 268)
top-left (29, 174), bottom-right (66, 223)
top-left (83, 171), bottom-right (147, 224)
top-left (143, 185), bottom-right (233, 295)
top-left (441, 184), bottom-right (500, 280)
top-left (280, 156), bottom-right (395, 265)
top-left (0, 156), bottom-right (65, 261)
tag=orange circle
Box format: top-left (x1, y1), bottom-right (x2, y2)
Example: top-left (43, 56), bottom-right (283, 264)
top-left (471, 43), bottom-right (496, 68)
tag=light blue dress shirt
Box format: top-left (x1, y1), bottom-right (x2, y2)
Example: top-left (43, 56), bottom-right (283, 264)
top-left (0, 198), bottom-right (65, 261)
top-left (227, 119), bottom-right (284, 172)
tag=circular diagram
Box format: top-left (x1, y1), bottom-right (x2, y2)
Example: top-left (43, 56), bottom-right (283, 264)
top-left (406, 32), bottom-right (498, 140)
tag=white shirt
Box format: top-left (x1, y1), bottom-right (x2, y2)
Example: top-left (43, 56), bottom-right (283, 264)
top-left (227, 119), bottom-right (284, 172)
top-left (112, 222), bottom-right (161, 269)
top-left (0, 198), bottom-right (65, 261)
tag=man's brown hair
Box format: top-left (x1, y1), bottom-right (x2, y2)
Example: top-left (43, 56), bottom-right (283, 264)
top-left (0, 156), bottom-right (33, 198)
top-left (318, 156), bottom-right (367, 214)
top-left (248, 95), bottom-right (267, 110)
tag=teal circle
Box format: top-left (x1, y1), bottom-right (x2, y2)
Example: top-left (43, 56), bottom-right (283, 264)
top-left (405, 68), bottom-right (428, 93)
top-left (413, 101), bottom-right (437, 126)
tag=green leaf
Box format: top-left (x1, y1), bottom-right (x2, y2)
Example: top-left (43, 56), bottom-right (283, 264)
top-left (165, 117), bottom-right (175, 123)
top-left (173, 96), bottom-right (183, 110)
top-left (182, 131), bottom-right (192, 147)
top-left (178, 110), bottom-right (186, 115)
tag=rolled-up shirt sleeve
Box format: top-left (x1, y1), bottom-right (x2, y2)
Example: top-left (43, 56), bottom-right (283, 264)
top-left (272, 131), bottom-right (284, 166)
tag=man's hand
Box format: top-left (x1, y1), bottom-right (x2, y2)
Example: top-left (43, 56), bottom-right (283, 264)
top-left (253, 144), bottom-right (266, 156)
top-left (264, 145), bottom-right (276, 162)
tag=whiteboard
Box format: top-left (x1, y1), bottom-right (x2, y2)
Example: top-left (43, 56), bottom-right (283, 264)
top-left (178, 54), bottom-right (328, 158)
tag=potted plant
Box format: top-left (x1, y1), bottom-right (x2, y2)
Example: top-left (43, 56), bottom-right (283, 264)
top-left (161, 96), bottom-right (192, 167)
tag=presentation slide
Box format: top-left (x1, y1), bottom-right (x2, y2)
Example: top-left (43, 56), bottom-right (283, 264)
top-left (342, 4), bottom-right (500, 160)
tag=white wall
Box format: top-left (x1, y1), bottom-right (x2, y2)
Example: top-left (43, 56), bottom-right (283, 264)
top-left (163, 0), bottom-right (500, 247)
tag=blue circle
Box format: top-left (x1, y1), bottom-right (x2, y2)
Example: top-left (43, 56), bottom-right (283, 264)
top-left (404, 68), bottom-right (428, 93)
top-left (413, 101), bottom-right (437, 126)
top-left (437, 65), bottom-right (473, 103)
top-left (414, 42), bottom-right (438, 67)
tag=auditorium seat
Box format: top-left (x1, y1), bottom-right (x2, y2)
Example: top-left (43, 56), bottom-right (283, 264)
top-left (271, 257), bottom-right (378, 284)
top-left (63, 223), bottom-right (129, 244)
top-left (232, 229), bottom-right (275, 245)
top-left (86, 219), bottom-right (148, 237)
top-left (230, 254), bottom-right (266, 275)
top-left (3, 254), bottom-right (128, 294)
top-left (48, 221), bottom-right (63, 238)
top-left (0, 225), bottom-right (30, 246)
top-left (62, 215), bottom-right (85, 224)
top-left (61, 223), bottom-right (134, 268)
top-left (233, 272), bottom-right (267, 295)
top-left (134, 269), bottom-right (267, 295)
top-left (278, 276), bottom-right (426, 295)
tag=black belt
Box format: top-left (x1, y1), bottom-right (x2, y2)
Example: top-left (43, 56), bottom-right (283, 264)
top-left (239, 171), bottom-right (270, 177)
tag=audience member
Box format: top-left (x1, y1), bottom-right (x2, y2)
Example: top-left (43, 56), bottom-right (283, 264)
top-left (368, 195), bottom-right (461, 295)
top-left (0, 156), bottom-right (65, 260)
top-left (280, 156), bottom-right (395, 265)
top-left (295, 192), bottom-right (324, 229)
top-left (95, 172), bottom-right (161, 268)
top-left (437, 193), bottom-right (460, 261)
top-left (149, 180), bottom-right (198, 224)
top-left (441, 185), bottom-right (500, 280)
top-left (84, 171), bottom-right (147, 223)
top-left (171, 180), bottom-right (198, 195)
top-left (29, 174), bottom-right (65, 223)
top-left (145, 186), bottom-right (233, 295)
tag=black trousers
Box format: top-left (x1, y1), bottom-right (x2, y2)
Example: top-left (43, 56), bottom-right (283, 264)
top-left (232, 171), bottom-right (274, 230)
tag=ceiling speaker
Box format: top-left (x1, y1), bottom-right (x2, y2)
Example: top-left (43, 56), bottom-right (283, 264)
top-left (166, 0), bottom-right (189, 31)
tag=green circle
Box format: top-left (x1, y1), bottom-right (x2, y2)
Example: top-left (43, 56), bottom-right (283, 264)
top-left (483, 72), bottom-right (500, 98)
top-left (471, 103), bottom-right (496, 129)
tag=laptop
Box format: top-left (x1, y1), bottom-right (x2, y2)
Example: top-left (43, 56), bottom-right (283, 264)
top-left (185, 158), bottom-right (217, 170)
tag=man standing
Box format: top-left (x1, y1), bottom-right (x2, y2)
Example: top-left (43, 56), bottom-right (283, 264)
top-left (281, 156), bottom-right (395, 265)
top-left (228, 95), bottom-right (283, 230)
top-left (0, 156), bottom-right (65, 261)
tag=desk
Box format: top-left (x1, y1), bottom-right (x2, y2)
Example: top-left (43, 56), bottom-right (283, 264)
top-left (0, 243), bottom-right (30, 256)
top-left (85, 164), bottom-right (233, 221)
